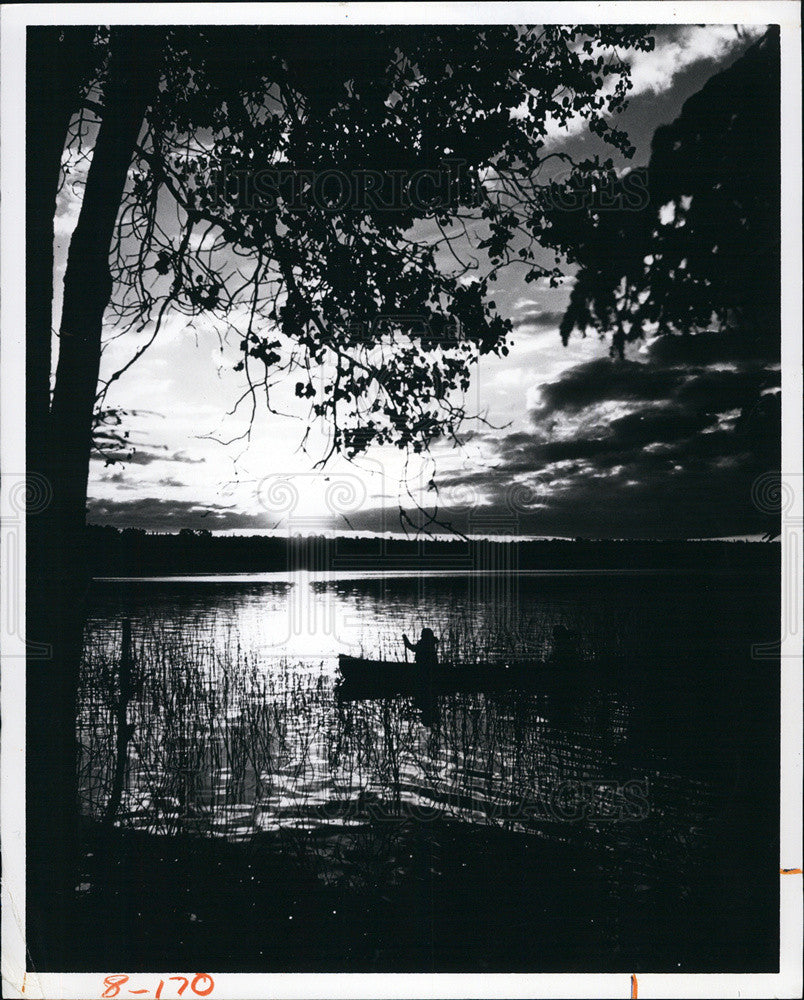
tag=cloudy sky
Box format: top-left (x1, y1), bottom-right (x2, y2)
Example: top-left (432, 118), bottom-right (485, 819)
top-left (56, 23), bottom-right (778, 539)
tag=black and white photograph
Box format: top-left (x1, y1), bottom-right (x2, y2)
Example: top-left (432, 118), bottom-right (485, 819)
top-left (1, 3), bottom-right (801, 997)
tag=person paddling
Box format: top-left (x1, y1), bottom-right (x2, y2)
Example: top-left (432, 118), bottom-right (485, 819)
top-left (403, 628), bottom-right (439, 673)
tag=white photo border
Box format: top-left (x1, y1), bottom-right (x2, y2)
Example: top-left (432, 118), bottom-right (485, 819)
top-left (2, 3), bottom-right (801, 998)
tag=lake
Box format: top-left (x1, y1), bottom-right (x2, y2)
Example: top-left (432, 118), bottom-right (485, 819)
top-left (76, 568), bottom-right (780, 971)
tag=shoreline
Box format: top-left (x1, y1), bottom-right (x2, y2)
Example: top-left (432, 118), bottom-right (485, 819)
top-left (33, 810), bottom-right (777, 974)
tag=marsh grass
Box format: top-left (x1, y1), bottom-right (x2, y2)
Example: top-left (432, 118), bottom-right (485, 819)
top-left (78, 600), bottom-right (635, 850)
top-left (65, 571), bottom-right (777, 973)
top-left (76, 586), bottom-right (701, 912)
top-left (79, 618), bottom-right (332, 839)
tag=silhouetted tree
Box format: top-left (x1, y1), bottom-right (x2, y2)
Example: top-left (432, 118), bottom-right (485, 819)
top-left (550, 28), bottom-right (781, 545)
top-left (27, 23), bottom-right (655, 950)
top-left (558, 27), bottom-right (780, 358)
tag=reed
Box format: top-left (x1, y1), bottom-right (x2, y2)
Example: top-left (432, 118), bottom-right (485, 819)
top-left (79, 615), bottom-right (332, 840)
top-left (77, 603), bottom-right (633, 845)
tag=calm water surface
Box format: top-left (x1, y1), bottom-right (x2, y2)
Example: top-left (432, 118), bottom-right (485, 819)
top-left (79, 570), bottom-right (778, 821)
top-left (77, 568), bottom-right (779, 968)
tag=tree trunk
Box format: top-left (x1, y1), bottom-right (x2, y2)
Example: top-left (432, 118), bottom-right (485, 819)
top-left (26, 27), bottom-right (96, 483)
top-left (26, 27), bottom-right (160, 968)
top-left (25, 25), bottom-right (95, 969)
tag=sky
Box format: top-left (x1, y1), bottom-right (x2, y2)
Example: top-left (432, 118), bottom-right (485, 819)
top-left (54, 23), bottom-right (778, 540)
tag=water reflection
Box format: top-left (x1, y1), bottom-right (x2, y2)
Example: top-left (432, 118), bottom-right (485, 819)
top-left (78, 571), bottom-right (775, 896)
top-left (70, 570), bottom-right (779, 972)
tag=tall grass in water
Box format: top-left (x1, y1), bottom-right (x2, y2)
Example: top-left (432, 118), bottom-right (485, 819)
top-left (77, 596), bottom-right (642, 847)
top-left (76, 606), bottom-right (720, 909)
top-left (78, 617), bottom-right (331, 840)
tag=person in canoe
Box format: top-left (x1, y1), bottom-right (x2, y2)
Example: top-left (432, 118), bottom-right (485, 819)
top-left (403, 628), bottom-right (439, 673)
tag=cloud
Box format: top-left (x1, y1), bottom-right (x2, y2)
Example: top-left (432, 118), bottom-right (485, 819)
top-left (646, 330), bottom-right (779, 366)
top-left (318, 452), bottom-right (778, 539)
top-left (627, 25), bottom-right (766, 98)
top-left (417, 433), bottom-right (779, 539)
top-left (412, 334), bottom-right (782, 539)
top-left (543, 25), bottom-right (766, 146)
top-left (91, 447), bottom-right (205, 467)
top-left (496, 404), bottom-right (715, 472)
top-left (513, 310), bottom-right (566, 333)
top-left (86, 497), bottom-right (268, 532)
top-left (99, 470), bottom-right (139, 491)
top-left (530, 338), bottom-right (780, 425)
top-left (87, 338), bottom-right (781, 539)
top-left (530, 357), bottom-right (687, 417)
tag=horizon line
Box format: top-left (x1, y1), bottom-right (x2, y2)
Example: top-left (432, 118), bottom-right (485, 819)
top-left (85, 524), bottom-right (778, 543)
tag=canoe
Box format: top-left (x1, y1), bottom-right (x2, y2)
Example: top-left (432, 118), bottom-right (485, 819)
top-left (337, 653), bottom-right (556, 698)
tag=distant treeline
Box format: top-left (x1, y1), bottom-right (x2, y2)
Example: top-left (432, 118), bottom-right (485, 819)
top-left (85, 525), bottom-right (780, 576)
